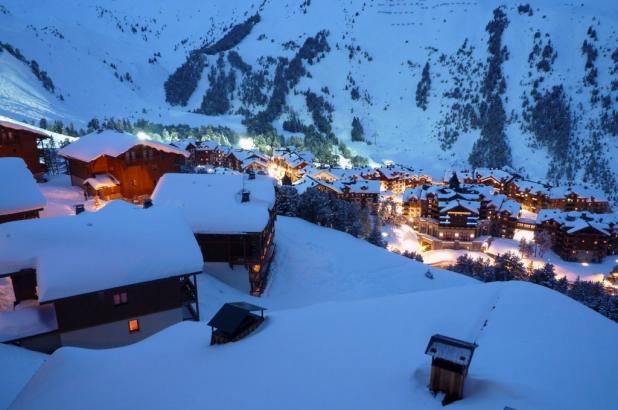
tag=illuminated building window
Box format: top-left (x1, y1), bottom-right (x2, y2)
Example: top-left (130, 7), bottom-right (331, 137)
top-left (113, 292), bottom-right (128, 306)
top-left (128, 319), bottom-right (140, 333)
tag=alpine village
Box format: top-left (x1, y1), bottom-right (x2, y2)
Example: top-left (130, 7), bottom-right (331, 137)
top-left (0, 1), bottom-right (617, 410)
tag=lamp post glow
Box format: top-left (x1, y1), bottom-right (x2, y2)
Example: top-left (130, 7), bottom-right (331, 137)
top-left (238, 137), bottom-right (255, 150)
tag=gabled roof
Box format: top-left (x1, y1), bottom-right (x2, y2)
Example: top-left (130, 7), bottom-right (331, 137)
top-left (83, 174), bottom-right (119, 190)
top-left (425, 334), bottom-right (477, 367)
top-left (440, 199), bottom-right (480, 214)
top-left (490, 194), bottom-right (521, 216)
top-left (336, 179), bottom-right (381, 194)
top-left (170, 138), bottom-right (197, 151)
top-left (59, 130), bottom-right (189, 162)
top-left (0, 115), bottom-right (52, 139)
top-left (0, 158), bottom-right (46, 216)
top-left (537, 209), bottom-right (617, 236)
top-left (207, 302), bottom-right (265, 336)
top-left (547, 184), bottom-right (608, 202)
top-left (152, 173), bottom-right (276, 234)
top-left (0, 201), bottom-right (203, 302)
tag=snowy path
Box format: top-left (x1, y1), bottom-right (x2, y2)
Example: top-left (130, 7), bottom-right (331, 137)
top-left (38, 175), bottom-right (99, 218)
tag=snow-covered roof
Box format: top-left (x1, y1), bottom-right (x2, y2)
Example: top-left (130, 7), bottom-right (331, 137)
top-left (474, 167), bottom-right (513, 182)
top-left (58, 129), bottom-right (190, 162)
top-left (198, 140), bottom-right (220, 151)
top-left (402, 186), bottom-right (423, 202)
top-left (0, 158), bottom-right (46, 216)
top-left (0, 343), bottom-right (47, 409)
top-left (0, 115), bottom-right (53, 139)
top-left (440, 199), bottom-right (480, 214)
top-left (10, 281), bottom-right (617, 410)
top-left (490, 194), bottom-right (521, 216)
top-left (537, 209), bottom-right (617, 236)
top-left (514, 179), bottom-right (549, 194)
top-left (425, 334), bottom-right (476, 367)
top-left (170, 138), bottom-right (197, 151)
top-left (241, 157), bottom-right (269, 169)
top-left (0, 201), bottom-right (203, 302)
top-left (273, 147), bottom-right (312, 168)
top-left (337, 179), bottom-right (380, 194)
top-left (547, 184), bottom-right (608, 202)
top-left (152, 173), bottom-right (276, 234)
top-left (83, 173), bottom-right (119, 190)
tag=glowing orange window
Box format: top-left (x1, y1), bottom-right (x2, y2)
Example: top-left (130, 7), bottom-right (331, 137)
top-left (128, 319), bottom-right (140, 333)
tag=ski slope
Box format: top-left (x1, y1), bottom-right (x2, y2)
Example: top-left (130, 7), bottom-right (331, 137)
top-left (1, 0), bottom-right (617, 188)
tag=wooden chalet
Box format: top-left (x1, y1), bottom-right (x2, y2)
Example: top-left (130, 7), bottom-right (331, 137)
top-left (152, 173), bottom-right (277, 295)
top-left (465, 168), bottom-right (517, 195)
top-left (0, 116), bottom-right (56, 181)
top-left (406, 184), bottom-right (494, 251)
top-left (0, 202), bottom-right (203, 353)
top-left (0, 158), bottom-right (46, 223)
top-left (508, 179), bottom-right (550, 212)
top-left (363, 165), bottom-right (431, 194)
top-left (546, 185), bottom-right (610, 213)
top-left (486, 194), bottom-right (521, 239)
top-left (425, 334), bottom-right (477, 405)
top-left (536, 210), bottom-right (617, 263)
top-left (58, 129), bottom-right (189, 202)
top-left (208, 302), bottom-right (266, 345)
top-left (170, 138), bottom-right (198, 171)
top-left (337, 179), bottom-right (381, 210)
top-left (272, 147), bottom-right (313, 183)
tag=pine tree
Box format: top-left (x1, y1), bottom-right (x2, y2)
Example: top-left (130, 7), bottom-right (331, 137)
top-left (359, 206), bottom-right (371, 238)
top-left (275, 186), bottom-right (300, 216)
top-left (529, 263), bottom-right (557, 289)
top-left (415, 62), bottom-right (431, 111)
top-left (554, 276), bottom-right (569, 294)
top-left (448, 171), bottom-right (461, 190)
top-left (535, 230), bottom-right (553, 257)
top-left (351, 116), bottom-right (365, 142)
top-left (367, 219), bottom-right (386, 247)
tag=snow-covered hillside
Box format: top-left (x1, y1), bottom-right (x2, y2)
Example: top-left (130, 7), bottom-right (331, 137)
top-left (1, 0), bottom-right (617, 195)
top-left (198, 216), bottom-right (476, 318)
top-left (9, 281), bottom-right (618, 410)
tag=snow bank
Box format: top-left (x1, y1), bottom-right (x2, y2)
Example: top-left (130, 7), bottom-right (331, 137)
top-left (10, 282), bottom-right (618, 410)
top-left (0, 158), bottom-right (46, 216)
top-left (0, 201), bottom-right (203, 302)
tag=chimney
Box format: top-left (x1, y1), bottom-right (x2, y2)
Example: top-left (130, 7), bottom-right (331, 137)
top-left (75, 204), bottom-right (85, 215)
top-left (241, 190), bottom-right (250, 203)
top-left (143, 198), bottom-right (153, 209)
top-left (248, 171), bottom-right (256, 180)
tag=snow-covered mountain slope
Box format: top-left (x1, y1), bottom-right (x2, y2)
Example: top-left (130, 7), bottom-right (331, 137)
top-left (1, 0), bottom-right (617, 196)
top-left (10, 281), bottom-right (618, 410)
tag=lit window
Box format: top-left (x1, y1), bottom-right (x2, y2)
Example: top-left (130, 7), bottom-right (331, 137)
top-left (128, 319), bottom-right (140, 333)
top-left (113, 292), bottom-right (128, 305)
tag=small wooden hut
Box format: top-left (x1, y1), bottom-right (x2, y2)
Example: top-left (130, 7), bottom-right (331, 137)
top-left (425, 334), bottom-right (477, 405)
top-left (207, 302), bottom-right (266, 345)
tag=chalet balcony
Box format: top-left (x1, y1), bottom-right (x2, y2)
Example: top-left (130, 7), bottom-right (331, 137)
top-left (179, 277), bottom-right (199, 321)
